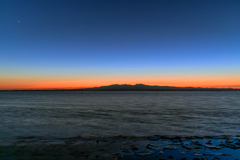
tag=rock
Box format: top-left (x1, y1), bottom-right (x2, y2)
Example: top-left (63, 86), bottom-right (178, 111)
top-left (118, 154), bottom-right (123, 159)
top-left (200, 158), bottom-right (208, 160)
top-left (193, 158), bottom-right (200, 160)
top-left (225, 139), bottom-right (234, 143)
top-left (205, 140), bottom-right (213, 145)
top-left (203, 152), bottom-right (214, 156)
top-left (235, 142), bottom-right (240, 145)
top-left (195, 136), bottom-right (204, 139)
top-left (158, 151), bottom-right (163, 155)
top-left (180, 158), bottom-right (187, 160)
top-left (159, 158), bottom-right (167, 160)
top-left (168, 156), bottom-right (174, 159)
top-left (193, 145), bottom-right (202, 149)
top-left (182, 145), bottom-right (192, 149)
top-left (81, 152), bottom-right (90, 157)
top-left (148, 137), bottom-right (159, 141)
top-left (130, 145), bottom-right (138, 150)
top-left (192, 140), bottom-right (200, 144)
top-left (165, 136), bottom-right (175, 139)
top-left (135, 149), bottom-right (154, 157)
top-left (146, 143), bottom-right (155, 149)
top-left (229, 145), bottom-right (240, 149)
top-left (204, 136), bottom-right (213, 139)
top-left (112, 152), bottom-right (119, 155)
top-left (163, 145), bottom-right (179, 150)
top-left (122, 148), bottom-right (131, 153)
top-left (205, 145), bottom-right (222, 149)
top-left (173, 136), bottom-right (182, 139)
top-left (220, 153), bottom-right (232, 156)
top-left (195, 153), bottom-right (202, 156)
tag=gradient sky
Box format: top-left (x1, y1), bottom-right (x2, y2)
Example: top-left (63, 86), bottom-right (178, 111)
top-left (1, 0), bottom-right (240, 90)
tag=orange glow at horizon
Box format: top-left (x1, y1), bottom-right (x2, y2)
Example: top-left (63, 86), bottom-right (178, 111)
top-left (1, 76), bottom-right (240, 90)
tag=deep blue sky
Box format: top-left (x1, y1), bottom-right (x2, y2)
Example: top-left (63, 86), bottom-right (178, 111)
top-left (0, 0), bottom-right (240, 89)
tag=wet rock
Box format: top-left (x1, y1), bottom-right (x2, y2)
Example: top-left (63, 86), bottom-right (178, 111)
top-left (95, 154), bottom-right (100, 158)
top-left (180, 158), bottom-right (187, 160)
top-left (148, 137), bottom-right (159, 141)
top-left (191, 140), bottom-right (200, 144)
top-left (16, 136), bottom-right (36, 139)
top-left (130, 145), bottom-right (138, 150)
top-left (205, 145), bottom-right (222, 149)
top-left (195, 143), bottom-right (203, 146)
top-left (112, 152), bottom-right (119, 155)
top-left (118, 154), bottom-right (123, 159)
top-left (135, 149), bottom-right (154, 157)
top-left (165, 136), bottom-right (175, 139)
top-left (195, 136), bottom-right (204, 139)
top-left (173, 136), bottom-right (182, 139)
top-left (182, 144), bottom-right (192, 149)
top-left (81, 152), bottom-right (90, 157)
top-left (234, 142), bottom-right (240, 145)
top-left (163, 145), bottom-right (179, 150)
top-left (229, 145), bottom-right (240, 149)
top-left (122, 148), bottom-right (131, 153)
top-left (159, 158), bottom-right (167, 160)
top-left (158, 151), bottom-right (163, 155)
top-left (205, 140), bottom-right (213, 145)
top-left (193, 158), bottom-right (200, 160)
top-left (186, 136), bottom-right (195, 139)
top-left (203, 152), bottom-right (214, 156)
top-left (146, 143), bottom-right (155, 149)
top-left (204, 136), bottom-right (213, 139)
top-left (200, 158), bottom-right (208, 160)
top-left (193, 145), bottom-right (202, 149)
top-left (195, 153), bottom-right (202, 156)
top-left (168, 156), bottom-right (174, 159)
top-left (213, 157), bottom-right (220, 160)
top-left (225, 139), bottom-right (234, 143)
top-left (220, 153), bottom-right (232, 156)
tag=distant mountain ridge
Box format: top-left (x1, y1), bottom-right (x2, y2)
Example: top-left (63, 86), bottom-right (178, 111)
top-left (84, 84), bottom-right (237, 91)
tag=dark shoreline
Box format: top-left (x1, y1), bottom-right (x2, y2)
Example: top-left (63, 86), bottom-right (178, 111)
top-left (1, 135), bottom-right (240, 160)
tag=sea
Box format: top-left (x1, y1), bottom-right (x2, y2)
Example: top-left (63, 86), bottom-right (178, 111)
top-left (1, 91), bottom-right (240, 145)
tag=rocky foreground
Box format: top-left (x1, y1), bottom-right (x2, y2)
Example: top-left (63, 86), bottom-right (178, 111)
top-left (1, 135), bottom-right (240, 160)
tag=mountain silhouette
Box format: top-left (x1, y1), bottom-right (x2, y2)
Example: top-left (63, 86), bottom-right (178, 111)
top-left (84, 84), bottom-right (235, 91)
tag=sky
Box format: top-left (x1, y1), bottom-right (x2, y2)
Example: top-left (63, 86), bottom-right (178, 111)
top-left (0, 0), bottom-right (240, 90)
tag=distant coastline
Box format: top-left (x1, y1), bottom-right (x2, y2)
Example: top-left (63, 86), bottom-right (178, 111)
top-left (1, 84), bottom-right (240, 91)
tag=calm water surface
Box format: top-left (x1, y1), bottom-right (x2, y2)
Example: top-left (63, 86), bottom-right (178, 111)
top-left (1, 91), bottom-right (240, 144)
